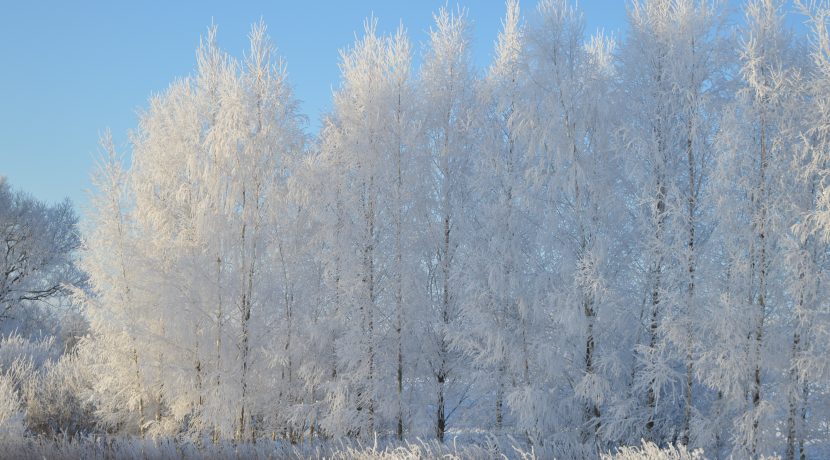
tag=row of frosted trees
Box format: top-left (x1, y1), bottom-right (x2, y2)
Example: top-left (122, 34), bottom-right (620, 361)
top-left (79, 0), bottom-right (830, 458)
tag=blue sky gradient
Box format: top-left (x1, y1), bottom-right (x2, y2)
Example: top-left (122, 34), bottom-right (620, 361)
top-left (0, 1), bottom-right (805, 210)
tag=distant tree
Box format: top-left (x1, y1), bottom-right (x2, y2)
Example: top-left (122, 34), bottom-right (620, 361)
top-left (0, 178), bottom-right (82, 329)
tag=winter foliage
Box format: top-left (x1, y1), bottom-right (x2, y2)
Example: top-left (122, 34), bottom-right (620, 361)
top-left (4, 0), bottom-right (830, 458)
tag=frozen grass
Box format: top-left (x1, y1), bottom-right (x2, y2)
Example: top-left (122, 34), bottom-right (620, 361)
top-left (0, 436), bottom-right (724, 459)
top-left (600, 442), bottom-right (705, 460)
top-left (0, 436), bottom-right (498, 460)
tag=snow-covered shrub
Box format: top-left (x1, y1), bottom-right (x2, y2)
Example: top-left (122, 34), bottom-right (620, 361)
top-left (0, 373), bottom-right (25, 441)
top-left (0, 332), bottom-right (57, 373)
top-left (23, 351), bottom-right (96, 436)
top-left (0, 332), bottom-right (96, 437)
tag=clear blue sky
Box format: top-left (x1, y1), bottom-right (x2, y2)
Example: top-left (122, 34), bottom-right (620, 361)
top-left (0, 1), bottom-right (802, 212)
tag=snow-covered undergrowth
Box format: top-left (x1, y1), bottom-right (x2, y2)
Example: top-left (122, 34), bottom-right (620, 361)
top-left (0, 437), bottom-right (721, 460)
top-left (0, 374), bottom-right (25, 441)
top-left (600, 442), bottom-right (704, 460)
top-left (0, 437), bottom-right (492, 459)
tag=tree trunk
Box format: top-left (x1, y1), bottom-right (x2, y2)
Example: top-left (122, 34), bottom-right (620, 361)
top-left (395, 92), bottom-right (405, 441)
top-left (682, 113), bottom-right (697, 446)
top-left (214, 254), bottom-right (222, 443)
top-left (333, 190), bottom-right (343, 380)
top-left (279, 240), bottom-right (294, 411)
top-left (787, 264), bottom-right (806, 460)
top-left (646, 63), bottom-right (668, 437)
top-left (360, 176), bottom-right (376, 436)
top-left (436, 370), bottom-right (446, 442)
top-left (785, 330), bottom-right (800, 460)
top-left (437, 208), bottom-right (451, 443)
top-left (574, 174), bottom-right (600, 443)
top-left (133, 347), bottom-right (145, 436)
top-left (799, 380), bottom-right (809, 460)
top-left (237, 184), bottom-right (256, 442)
top-left (750, 116), bottom-right (768, 459)
top-left (646, 178), bottom-right (666, 438)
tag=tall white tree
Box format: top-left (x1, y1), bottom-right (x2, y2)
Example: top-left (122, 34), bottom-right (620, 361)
top-left (708, 1), bottom-right (807, 456)
top-left (419, 6), bottom-right (478, 442)
top-left (459, 0), bottom-right (531, 436)
top-left (616, 1), bottom-right (728, 447)
top-left (84, 23), bottom-right (305, 441)
top-left (317, 19), bottom-right (422, 439)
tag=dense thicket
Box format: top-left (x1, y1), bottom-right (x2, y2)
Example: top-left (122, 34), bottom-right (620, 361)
top-left (4, 0), bottom-right (830, 458)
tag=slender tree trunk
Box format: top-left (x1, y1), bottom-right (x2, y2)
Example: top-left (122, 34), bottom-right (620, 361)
top-left (682, 113), bottom-right (697, 446)
top-left (787, 263), bottom-right (807, 460)
top-left (714, 390), bottom-right (723, 460)
top-left (495, 358), bottom-right (505, 430)
top-left (497, 118), bottom-right (518, 433)
top-left (580, 226), bottom-right (601, 442)
top-left (436, 365), bottom-right (446, 442)
top-left (238, 295), bottom-right (250, 441)
top-left (237, 185), bottom-right (256, 441)
top-left (574, 172), bottom-right (601, 443)
top-left (133, 347), bottom-right (145, 436)
top-left (156, 321), bottom-right (166, 424)
top-left (214, 254), bottom-right (222, 443)
top-left (395, 92), bottom-right (405, 441)
top-left (646, 64), bottom-right (668, 438)
top-left (368, 186), bottom-right (376, 436)
top-left (279, 241), bottom-right (293, 402)
top-left (435, 104), bottom-right (453, 443)
top-left (333, 190), bottom-right (343, 380)
top-left (195, 357), bottom-right (203, 407)
top-left (437, 209), bottom-right (450, 443)
top-left (195, 332), bottom-right (202, 410)
top-left (360, 177), bottom-right (376, 436)
top-left (799, 380), bottom-right (809, 460)
top-left (786, 329), bottom-right (801, 460)
top-left (750, 117), bottom-right (768, 459)
top-left (113, 186), bottom-right (144, 437)
top-left (646, 178), bottom-right (666, 438)
top-left (584, 296), bottom-right (599, 434)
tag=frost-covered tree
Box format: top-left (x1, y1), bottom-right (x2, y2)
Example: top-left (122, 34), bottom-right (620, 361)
top-left (459, 0), bottom-right (532, 437)
top-left (0, 178), bottom-right (81, 328)
top-left (418, 6), bottom-right (478, 442)
top-left (317, 19), bottom-right (421, 438)
top-left (526, 0), bottom-right (620, 450)
top-left (708, 1), bottom-right (811, 456)
top-left (471, 1), bottom-right (623, 455)
top-left (616, 0), bottom-right (729, 448)
top-left (83, 23), bottom-right (305, 441)
top-left (80, 133), bottom-right (149, 435)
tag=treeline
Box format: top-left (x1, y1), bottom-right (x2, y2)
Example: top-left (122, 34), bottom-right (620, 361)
top-left (3, 1), bottom-right (830, 459)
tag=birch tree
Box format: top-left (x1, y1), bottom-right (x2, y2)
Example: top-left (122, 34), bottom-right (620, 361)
top-left (710, 1), bottom-right (805, 455)
top-left (420, 6), bottom-right (477, 442)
